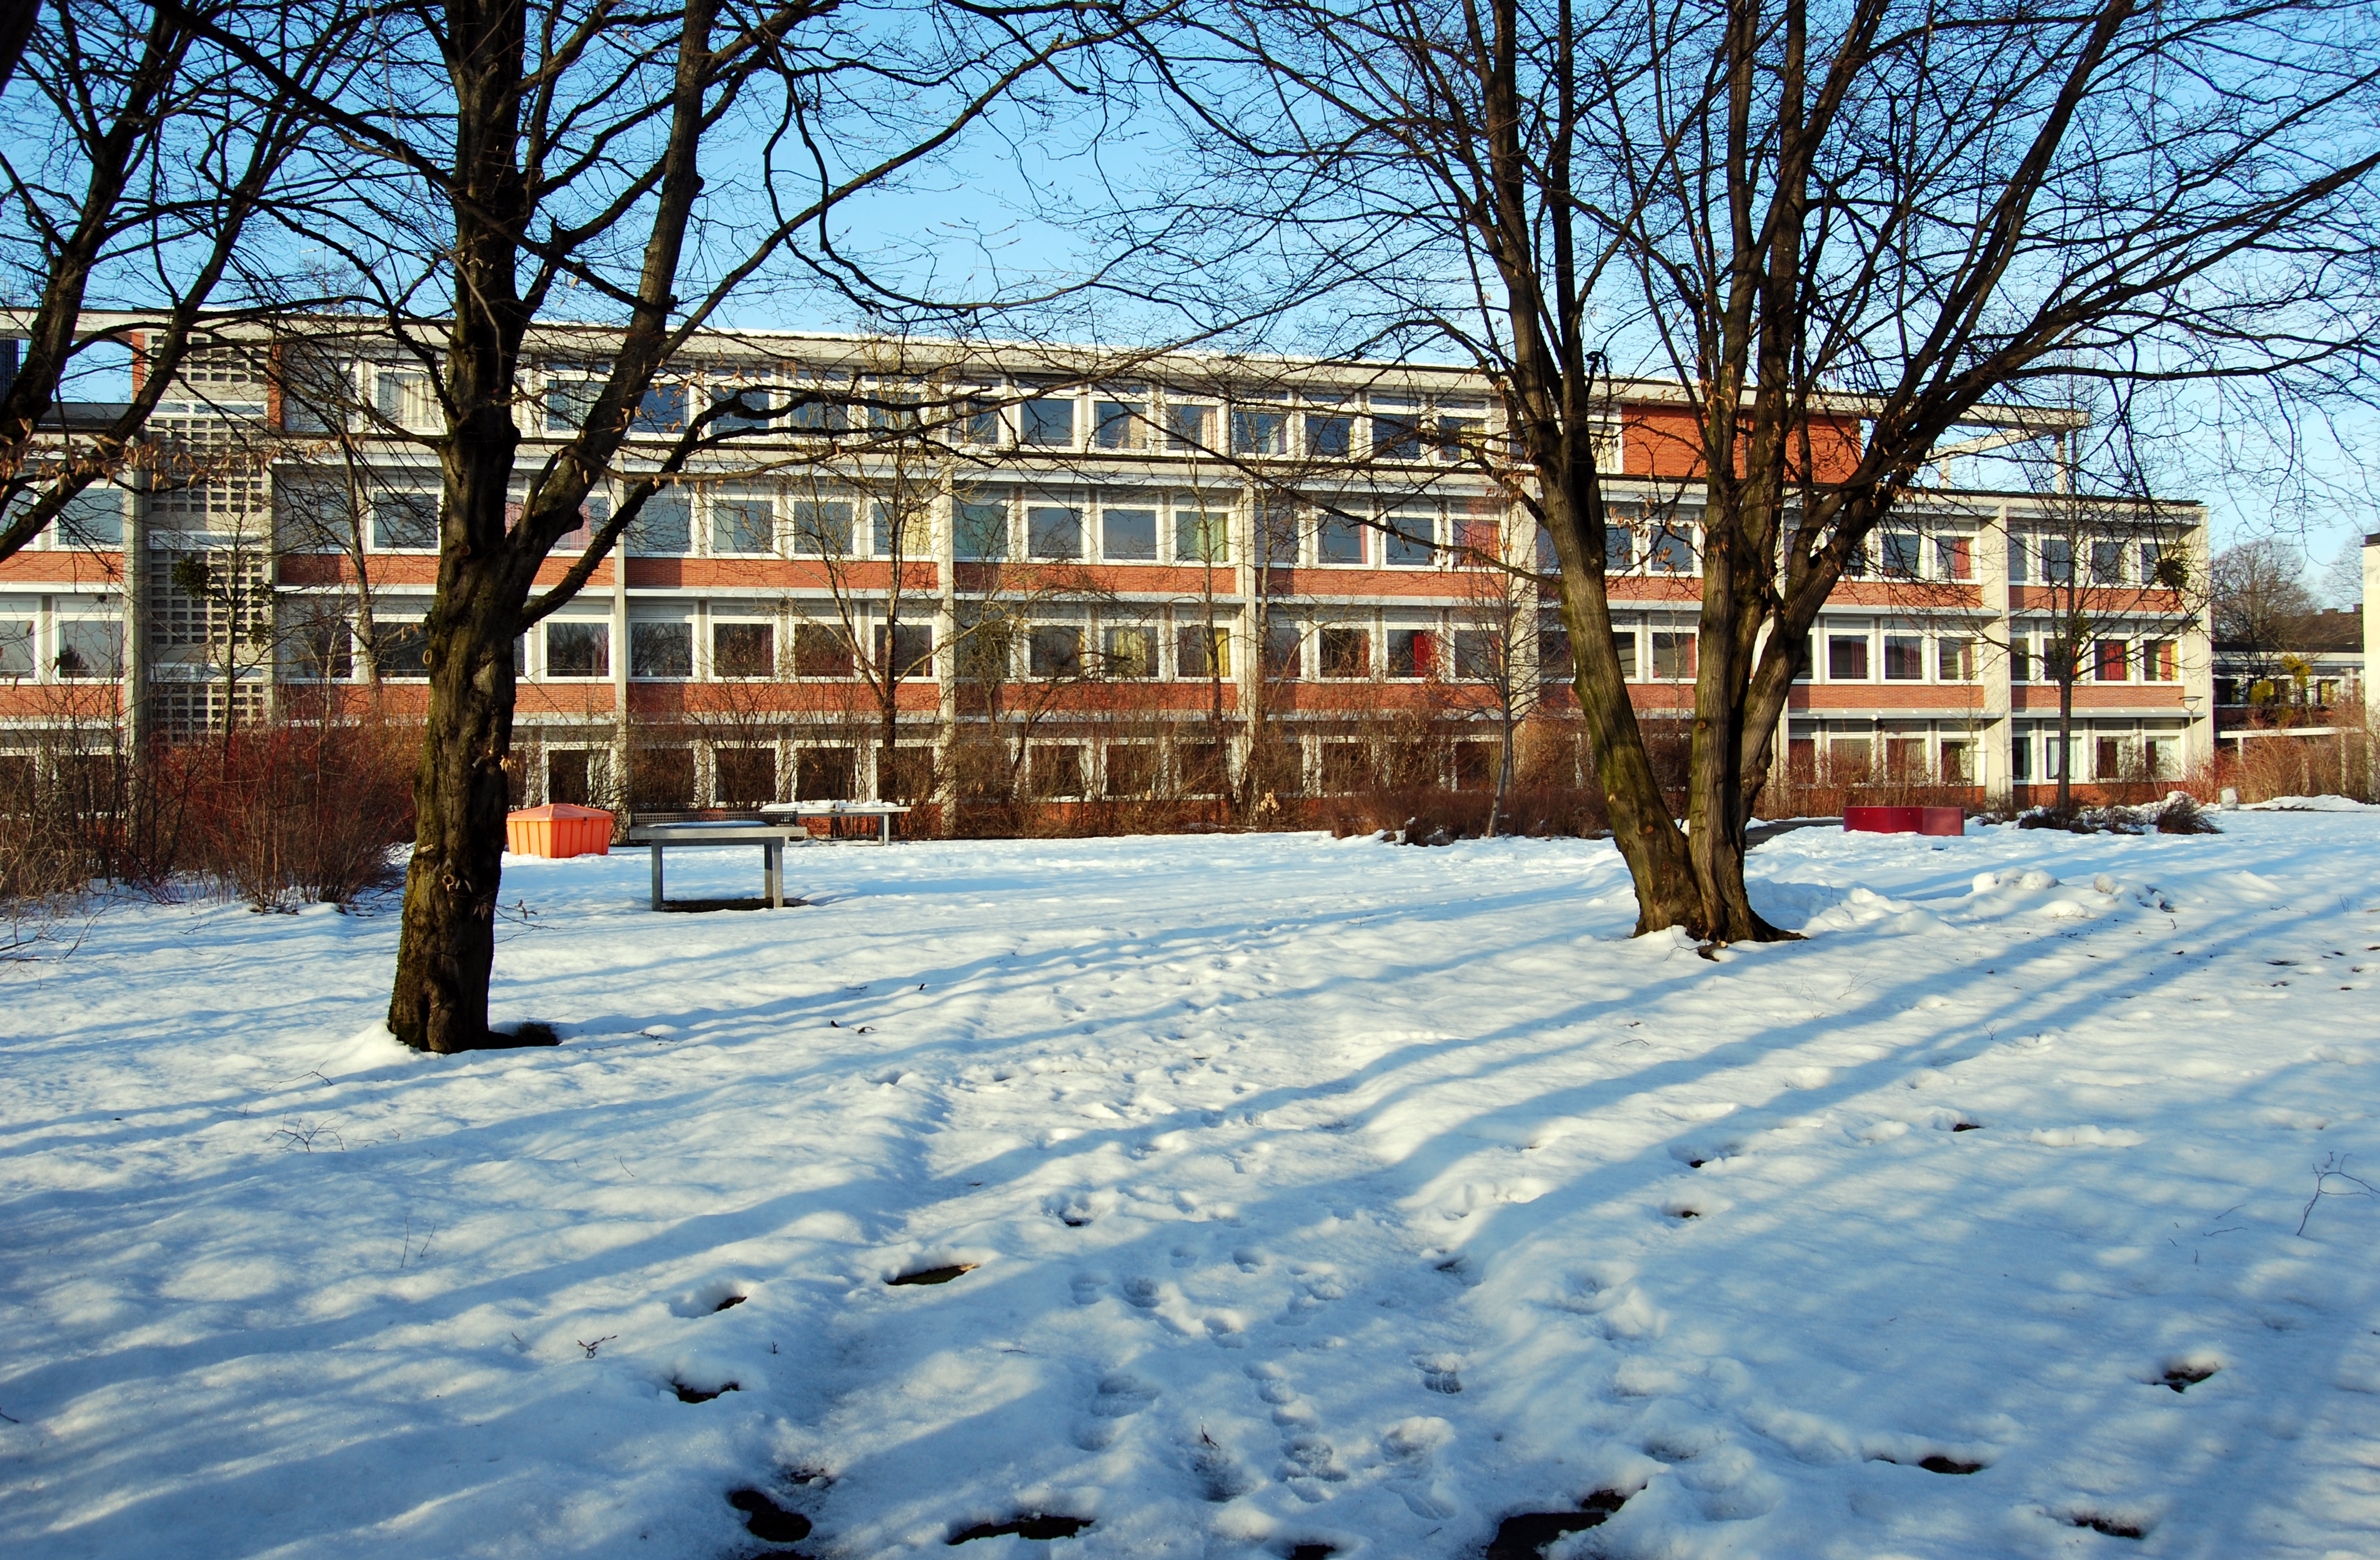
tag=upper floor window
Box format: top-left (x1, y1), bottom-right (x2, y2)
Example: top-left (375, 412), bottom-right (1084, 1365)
top-left (1175, 505), bottom-right (1228, 565)
top-left (1647, 528), bottom-right (1695, 574)
top-left (1372, 399), bottom-right (1424, 460)
top-left (1102, 506), bottom-right (1158, 562)
top-left (1165, 403), bottom-right (1215, 452)
top-left (1306, 412), bottom-right (1352, 457)
top-left (2042, 537), bottom-right (2074, 584)
top-left (372, 493), bottom-right (438, 551)
top-left (1231, 406), bottom-right (1290, 456)
top-left (789, 499), bottom-right (854, 557)
top-left (2093, 637), bottom-right (2129, 681)
top-left (1318, 626), bottom-right (1369, 678)
top-left (1316, 514), bottom-right (1365, 565)
top-left (1934, 535), bottom-right (1973, 580)
top-left (2089, 540), bottom-right (2125, 584)
top-left (1093, 398), bottom-right (1144, 449)
top-left (632, 382), bottom-right (686, 435)
top-left (955, 492), bottom-right (1008, 559)
top-left (1020, 395), bottom-right (1075, 448)
top-left (1881, 532), bottom-right (1921, 579)
top-left (1883, 633), bottom-right (1924, 680)
top-left (1828, 633), bottom-right (1870, 680)
top-left (1385, 513), bottom-right (1434, 566)
top-left (1028, 504), bottom-right (1084, 560)
top-left (626, 488), bottom-right (692, 555)
top-left (713, 492), bottom-right (775, 556)
top-left (546, 621), bottom-right (610, 678)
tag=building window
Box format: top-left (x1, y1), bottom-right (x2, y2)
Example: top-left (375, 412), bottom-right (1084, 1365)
top-left (1609, 630), bottom-right (1636, 679)
top-left (1830, 737), bottom-right (1873, 780)
top-left (1384, 514), bottom-right (1433, 565)
top-left (1175, 506), bottom-right (1228, 564)
top-left (2141, 638), bottom-right (2178, 682)
top-left (630, 621), bottom-right (692, 678)
top-left (1028, 624), bottom-right (1083, 678)
top-left (1231, 407), bottom-right (1288, 455)
top-left (546, 621), bottom-right (610, 678)
top-left (1093, 399), bottom-right (1143, 450)
top-left (955, 492), bottom-right (1008, 560)
top-left (2090, 540), bottom-right (2125, 584)
top-left (632, 383), bottom-right (687, 434)
top-left (1317, 514), bottom-right (1365, 564)
top-left (1937, 637), bottom-right (1976, 682)
top-left (1934, 535), bottom-right (1973, 580)
top-left (957, 394), bottom-right (1003, 445)
top-left (1881, 532), bottom-right (1921, 578)
top-left (2146, 735), bottom-right (2179, 777)
top-left (545, 377), bottom-right (601, 432)
top-left (548, 748), bottom-right (599, 805)
top-left (714, 747), bottom-right (778, 806)
top-left (1827, 634), bottom-right (1870, 680)
top-left (1605, 528), bottom-right (1633, 570)
top-left (1307, 413), bottom-right (1352, 457)
top-left (1021, 396), bottom-right (1075, 447)
top-left (2009, 637), bottom-right (2031, 682)
top-left (56, 619), bottom-right (122, 679)
top-left (871, 500), bottom-right (930, 559)
top-left (5, 616), bottom-right (44, 676)
top-left (2094, 638), bottom-right (2129, 682)
top-left (1104, 743), bottom-right (1157, 797)
top-left (1320, 742), bottom-right (1372, 793)
top-left (714, 622), bottom-right (775, 678)
top-left (2011, 732), bottom-right (2033, 782)
top-left (1263, 621), bottom-right (1302, 677)
top-left (2042, 537), bottom-right (2074, 584)
top-left (1436, 411), bottom-right (1484, 461)
top-left (874, 622), bottom-right (934, 680)
top-left (795, 748), bottom-right (856, 800)
top-left (789, 500), bottom-right (854, 557)
top-left (374, 622), bottom-right (429, 678)
top-left (2008, 536), bottom-right (2031, 584)
top-left (1029, 744), bottom-right (1085, 798)
top-left (627, 489), bottom-right (692, 555)
top-left (1388, 628), bottom-right (1436, 678)
top-left (792, 623), bottom-right (852, 679)
top-left (787, 393), bottom-right (847, 435)
top-left (1883, 634), bottom-right (1924, 680)
top-left (1648, 529), bottom-right (1694, 574)
top-left (1318, 627), bottom-right (1370, 678)
top-left (372, 494), bottom-right (438, 550)
top-left (712, 494), bottom-right (775, 555)
top-left (1651, 631), bottom-right (1696, 680)
top-left (1372, 400), bottom-right (1424, 460)
top-left (1177, 623), bottom-right (1229, 678)
top-left (1102, 624), bottom-right (1155, 678)
top-left (1455, 629), bottom-right (1500, 680)
top-left (1941, 741), bottom-right (1972, 785)
top-left (1165, 403), bottom-right (1214, 452)
top-left (1102, 506), bottom-right (1158, 561)
top-left (1028, 504), bottom-right (1084, 560)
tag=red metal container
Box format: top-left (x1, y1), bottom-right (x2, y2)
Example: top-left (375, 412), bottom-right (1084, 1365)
top-left (505, 803), bottom-right (614, 858)
top-left (1843, 805), bottom-right (1965, 836)
top-left (1918, 806), bottom-right (1966, 837)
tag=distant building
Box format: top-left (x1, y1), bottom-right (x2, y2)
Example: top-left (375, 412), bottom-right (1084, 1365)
top-left (1, 320), bottom-right (2213, 808)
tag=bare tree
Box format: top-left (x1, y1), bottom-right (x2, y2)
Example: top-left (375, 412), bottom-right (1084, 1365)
top-left (184, 0), bottom-right (1163, 1050)
top-left (1449, 509), bottom-right (1541, 835)
top-left (1135, 0), bottom-right (2380, 941)
top-left (0, 0), bottom-right (359, 558)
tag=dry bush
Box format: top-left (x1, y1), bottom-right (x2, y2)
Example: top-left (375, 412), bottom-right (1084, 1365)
top-left (2217, 722), bottom-right (2374, 804)
top-left (164, 716), bottom-right (417, 909)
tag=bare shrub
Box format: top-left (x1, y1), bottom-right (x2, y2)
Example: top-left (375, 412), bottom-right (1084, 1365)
top-left (165, 715), bottom-right (416, 910)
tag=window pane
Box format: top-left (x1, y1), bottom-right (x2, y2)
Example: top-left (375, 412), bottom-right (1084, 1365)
top-left (714, 622), bottom-right (775, 678)
top-left (57, 619), bottom-right (122, 678)
top-left (955, 494), bottom-right (1008, 559)
top-left (1165, 404), bottom-right (1213, 451)
top-left (1883, 634), bottom-right (1924, 680)
top-left (1317, 515), bottom-right (1364, 564)
top-left (1882, 532), bottom-right (1921, 577)
top-left (1649, 530), bottom-right (1694, 574)
top-left (1605, 529), bottom-right (1633, 570)
top-left (2043, 537), bottom-right (2073, 583)
top-left (1318, 627), bottom-right (1368, 677)
top-left (2090, 541), bottom-right (2124, 584)
top-left (1102, 507), bottom-right (1157, 561)
top-left (1385, 515), bottom-right (1433, 565)
top-left (1263, 622), bottom-right (1300, 677)
top-left (1093, 400), bottom-right (1143, 449)
top-left (1936, 637), bottom-right (1974, 681)
top-left (1177, 624), bottom-right (1228, 678)
top-left (710, 383), bottom-right (779, 432)
top-left (632, 382), bottom-right (686, 434)
top-left (375, 622), bottom-right (429, 677)
top-left (1388, 628), bottom-right (1435, 678)
top-left (1175, 508), bottom-right (1228, 564)
top-left (1828, 635), bottom-right (1870, 680)
top-left (1372, 406), bottom-right (1422, 459)
top-left (1307, 414), bottom-right (1352, 457)
top-left (627, 489), bottom-right (691, 555)
top-left (1021, 396), bottom-right (1074, 447)
top-left (2007, 536), bottom-right (2031, 582)
top-left (1104, 743), bottom-right (1156, 797)
top-left (714, 747), bottom-right (777, 806)
top-left (1230, 409), bottom-right (1287, 455)
top-left (1609, 631), bottom-right (1636, 679)
top-left (0, 619), bottom-right (34, 677)
top-left (872, 622), bottom-right (934, 679)
top-left (1029, 745), bottom-right (1085, 798)
top-left (630, 622), bottom-right (692, 678)
top-left (1934, 535), bottom-right (1971, 581)
top-left (1029, 625), bottom-right (1082, 678)
top-left (2094, 638), bottom-right (2129, 681)
top-left (871, 500), bottom-right (929, 559)
top-left (1540, 624), bottom-right (1573, 679)
top-left (712, 497), bottom-right (774, 555)
top-left (372, 494), bottom-right (438, 550)
top-left (795, 748), bottom-right (855, 801)
top-left (61, 485), bottom-right (125, 547)
top-left (1259, 503), bottom-right (1298, 565)
top-left (794, 623), bottom-right (851, 678)
top-left (547, 622), bottom-right (609, 678)
top-left (789, 500), bottom-right (854, 557)
top-left (1028, 505), bottom-right (1083, 559)
top-left (1651, 631), bottom-right (1696, 680)
top-left (1102, 625), bottom-right (1154, 678)
top-left (545, 379), bottom-right (600, 432)
top-left (1453, 629), bottom-right (1497, 679)
top-left (788, 395), bottom-right (847, 434)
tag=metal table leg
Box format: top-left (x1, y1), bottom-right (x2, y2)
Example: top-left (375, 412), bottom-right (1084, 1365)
top-left (764, 840), bottom-right (782, 908)
top-left (650, 842), bottom-right (664, 910)
top-left (880, 810), bottom-right (892, 845)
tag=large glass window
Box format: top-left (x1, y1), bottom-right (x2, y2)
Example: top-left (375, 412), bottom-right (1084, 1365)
top-left (1388, 628), bottom-right (1435, 678)
top-left (1454, 630), bottom-right (1499, 680)
top-left (374, 622), bottom-right (429, 677)
top-left (372, 494), bottom-right (438, 550)
top-left (1258, 502), bottom-right (1298, 565)
top-left (1093, 399), bottom-right (1143, 449)
top-left (2008, 536), bottom-right (2031, 583)
top-left (871, 500), bottom-right (929, 559)
top-left (56, 619), bottom-right (122, 678)
top-left (1020, 396), bottom-right (1075, 447)
top-left (1231, 407), bottom-right (1288, 455)
top-left (1262, 621), bottom-right (1301, 677)
top-left (955, 493), bottom-right (1008, 559)
top-left (61, 485), bottom-right (126, 547)
top-left (793, 624), bottom-right (852, 678)
top-left (1938, 637), bottom-right (1976, 681)
top-left (1883, 634), bottom-right (1924, 680)
top-left (1384, 514), bottom-right (1433, 565)
top-left (545, 378), bottom-right (600, 432)
top-left (713, 622), bottom-right (775, 678)
top-left (627, 488), bottom-right (692, 555)
top-left (1881, 532), bottom-right (1921, 578)
top-left (873, 622), bottom-right (934, 680)
top-left (1102, 624), bottom-right (1155, 678)
top-left (1372, 400), bottom-right (1423, 459)
top-left (1827, 634), bottom-right (1870, 680)
top-left (1648, 529), bottom-right (1695, 574)
top-left (1317, 514), bottom-right (1365, 564)
top-left (2042, 537), bottom-right (2074, 584)
top-left (546, 622), bottom-right (609, 678)
top-left (630, 622), bottom-right (692, 678)
top-left (1306, 413), bottom-right (1352, 457)
top-left (1101, 507), bottom-right (1157, 561)
top-left (1651, 631), bottom-right (1696, 680)
top-left (1318, 627), bottom-right (1368, 678)
top-left (1175, 506), bottom-right (1228, 564)
top-left (2090, 540), bottom-right (2125, 584)
top-left (1934, 535), bottom-right (1972, 580)
top-left (631, 382), bottom-right (686, 434)
top-left (2142, 638), bottom-right (2178, 682)
top-left (1165, 404), bottom-right (1213, 452)
top-left (1177, 623), bottom-right (1229, 678)
top-left (1028, 504), bottom-right (1083, 559)
top-left (2094, 637), bottom-right (2130, 681)
top-left (1029, 624), bottom-right (1083, 678)
top-left (0, 617), bottom-right (34, 677)
top-left (789, 499), bottom-right (854, 557)
top-left (712, 494), bottom-right (775, 555)
top-left (1605, 529), bottom-right (1634, 570)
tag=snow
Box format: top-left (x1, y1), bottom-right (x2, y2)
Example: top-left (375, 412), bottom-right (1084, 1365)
top-left (4, 815), bottom-right (2380, 1559)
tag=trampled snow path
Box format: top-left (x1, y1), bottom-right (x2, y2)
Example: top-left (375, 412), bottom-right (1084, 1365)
top-left (3, 817), bottom-right (2378, 1559)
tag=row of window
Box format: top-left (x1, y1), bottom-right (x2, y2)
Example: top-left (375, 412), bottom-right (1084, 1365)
top-left (0, 616), bottom-right (125, 680)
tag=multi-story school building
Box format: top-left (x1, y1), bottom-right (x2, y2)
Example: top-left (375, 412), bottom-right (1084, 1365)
top-left (0, 324), bottom-right (2211, 808)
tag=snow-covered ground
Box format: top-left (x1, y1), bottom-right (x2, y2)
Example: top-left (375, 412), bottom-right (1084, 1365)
top-left (4, 816), bottom-right (2379, 1560)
